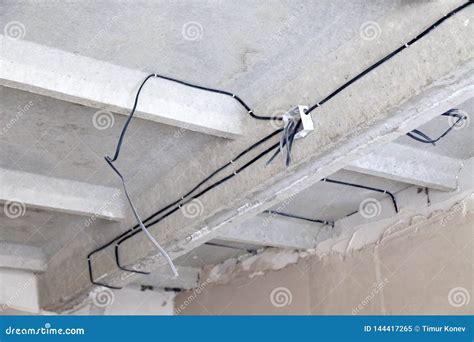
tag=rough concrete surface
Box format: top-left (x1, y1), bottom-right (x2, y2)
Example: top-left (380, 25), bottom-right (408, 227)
top-left (176, 198), bottom-right (473, 315)
top-left (0, 0), bottom-right (472, 313)
top-left (52, 1), bottom-right (473, 313)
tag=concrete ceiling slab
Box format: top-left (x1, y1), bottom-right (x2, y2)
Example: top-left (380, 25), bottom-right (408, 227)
top-left (1, 0), bottom-right (401, 103)
top-left (0, 86), bottom-right (219, 193)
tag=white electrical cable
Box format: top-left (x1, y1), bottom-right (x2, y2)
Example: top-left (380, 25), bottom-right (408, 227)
top-left (106, 157), bottom-right (179, 278)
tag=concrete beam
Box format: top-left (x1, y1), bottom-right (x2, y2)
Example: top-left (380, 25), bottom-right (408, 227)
top-left (0, 167), bottom-right (124, 220)
top-left (317, 157), bottom-right (474, 255)
top-left (132, 266), bottom-right (200, 290)
top-left (40, 2), bottom-right (474, 312)
top-left (0, 36), bottom-right (244, 139)
top-left (0, 241), bottom-right (46, 273)
top-left (345, 142), bottom-right (463, 191)
top-left (217, 214), bottom-right (325, 249)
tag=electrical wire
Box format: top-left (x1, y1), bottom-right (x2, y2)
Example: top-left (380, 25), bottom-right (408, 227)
top-left (321, 178), bottom-right (398, 213)
top-left (110, 72), bottom-right (282, 166)
top-left (89, 129), bottom-right (282, 288)
top-left (265, 177), bottom-right (400, 228)
top-left (113, 139), bottom-right (282, 276)
top-left (102, 72), bottom-right (285, 280)
top-left (88, 1), bottom-right (471, 288)
top-left (264, 210), bottom-right (335, 227)
top-left (267, 119), bottom-right (302, 166)
top-left (406, 109), bottom-right (467, 144)
top-left (105, 157), bottom-right (178, 277)
top-left (204, 241), bottom-right (258, 254)
top-left (112, 131), bottom-right (284, 276)
top-left (104, 74), bottom-right (178, 277)
top-left (304, 1), bottom-right (472, 116)
top-left (407, 129), bottom-right (437, 146)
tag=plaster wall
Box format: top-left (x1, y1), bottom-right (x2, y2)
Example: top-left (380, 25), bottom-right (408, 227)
top-left (175, 201), bottom-right (473, 315)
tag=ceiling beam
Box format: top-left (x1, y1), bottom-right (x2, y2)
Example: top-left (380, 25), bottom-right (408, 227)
top-left (217, 214), bottom-right (325, 249)
top-left (0, 36), bottom-right (244, 139)
top-left (0, 241), bottom-right (46, 273)
top-left (0, 167), bottom-right (124, 220)
top-left (318, 157), bottom-right (474, 255)
top-left (345, 142), bottom-right (464, 191)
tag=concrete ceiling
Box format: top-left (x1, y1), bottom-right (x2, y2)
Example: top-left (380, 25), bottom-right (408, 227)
top-left (0, 0), bottom-right (472, 312)
top-left (0, 86), bottom-right (218, 189)
top-left (1, 0), bottom-right (401, 101)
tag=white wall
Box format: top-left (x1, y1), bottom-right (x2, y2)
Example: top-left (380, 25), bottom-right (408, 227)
top-left (0, 268), bottom-right (39, 313)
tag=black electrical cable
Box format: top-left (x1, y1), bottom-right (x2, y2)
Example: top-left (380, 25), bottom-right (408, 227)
top-left (113, 130), bottom-right (284, 276)
top-left (88, 2), bottom-right (471, 288)
top-left (304, 1), bottom-right (472, 116)
top-left (88, 129), bottom-right (282, 288)
top-left (98, 71), bottom-right (285, 283)
top-left (321, 178), bottom-right (399, 214)
top-left (264, 210), bottom-right (335, 227)
top-left (128, 128), bottom-right (283, 232)
top-left (264, 175), bottom-right (401, 225)
top-left (263, 179), bottom-right (398, 228)
top-left (116, 125), bottom-right (409, 275)
top-left (407, 129), bottom-right (436, 146)
top-left (204, 241), bottom-right (258, 254)
top-left (110, 72), bottom-right (282, 163)
top-left (153, 73), bottom-right (283, 121)
top-left (113, 119), bottom-right (300, 276)
top-left (113, 139), bottom-right (282, 277)
top-left (406, 109), bottom-right (467, 144)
